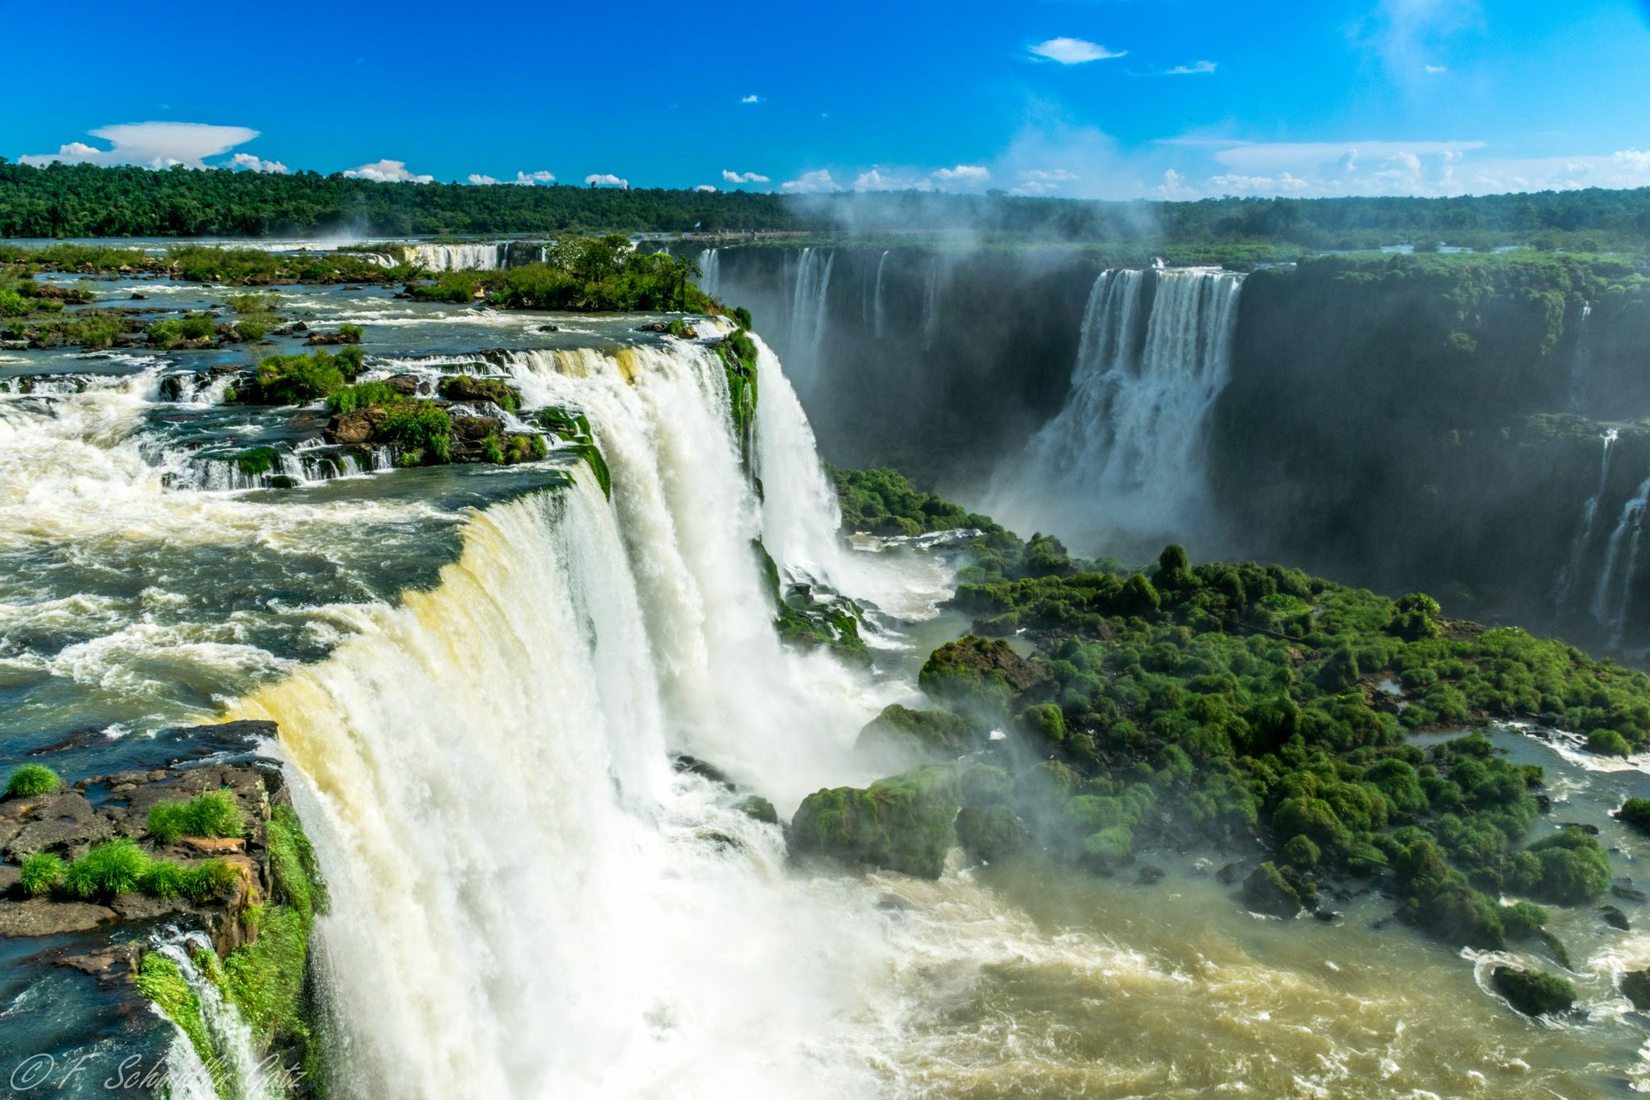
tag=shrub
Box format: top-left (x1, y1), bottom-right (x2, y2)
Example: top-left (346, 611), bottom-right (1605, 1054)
top-left (1511, 830), bottom-right (1611, 905)
top-left (1619, 797), bottom-right (1650, 835)
top-left (147, 312), bottom-right (219, 349)
top-left (61, 839), bottom-right (151, 899)
top-left (381, 404), bottom-right (453, 464)
top-left (19, 852), bottom-right (65, 896)
top-left (4, 764), bottom-right (61, 798)
top-left (326, 380), bottom-right (410, 415)
top-left (147, 791), bottom-right (246, 844)
top-left (1586, 729), bottom-right (1632, 758)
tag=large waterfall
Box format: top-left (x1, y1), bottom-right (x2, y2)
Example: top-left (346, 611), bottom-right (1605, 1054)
top-left (232, 335), bottom-right (928, 1096)
top-left (788, 248), bottom-right (835, 377)
top-left (984, 267), bottom-right (1244, 556)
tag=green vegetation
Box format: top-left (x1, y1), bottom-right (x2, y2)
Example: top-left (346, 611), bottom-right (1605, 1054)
top-left (534, 405), bottom-right (610, 495)
top-left (713, 329), bottom-right (759, 465)
top-left (232, 446), bottom-right (279, 478)
top-left (18, 852), bottom-right (65, 896)
top-left (791, 764), bottom-right (962, 878)
top-left (146, 790), bottom-right (246, 844)
top-left (135, 954), bottom-right (218, 1083)
top-left (5, 161), bottom-right (1650, 254)
top-left (404, 235), bottom-right (715, 313)
top-left (437, 375), bottom-right (522, 411)
top-left (57, 838), bottom-right (236, 902)
top-left (232, 346), bottom-right (364, 404)
top-left (383, 403), bottom-right (454, 465)
top-left (4, 764), bottom-right (61, 797)
top-left (1491, 966), bottom-right (1576, 1017)
top-left (1619, 797), bottom-right (1650, 834)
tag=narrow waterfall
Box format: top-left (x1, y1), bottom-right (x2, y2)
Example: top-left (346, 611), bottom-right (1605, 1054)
top-left (231, 336), bottom-right (924, 1096)
top-left (788, 247), bottom-right (835, 372)
top-left (698, 247), bottom-right (721, 297)
top-left (985, 267), bottom-right (1244, 555)
top-left (1592, 469), bottom-right (1650, 635)
top-left (1555, 429), bottom-right (1618, 614)
top-left (920, 259), bottom-right (942, 350)
top-left (872, 250), bottom-right (890, 338)
top-left (1570, 301), bottom-right (1594, 413)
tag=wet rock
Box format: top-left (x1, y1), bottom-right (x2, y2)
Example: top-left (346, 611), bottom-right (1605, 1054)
top-left (1600, 905), bottom-right (1631, 931)
top-left (1535, 794), bottom-right (1552, 814)
top-left (1240, 862), bottom-right (1305, 918)
top-left (536, 323), bottom-right (560, 333)
top-left (856, 703), bottom-right (978, 759)
top-left (1491, 965), bottom-right (1576, 1018)
top-left (0, 900), bottom-right (118, 937)
top-left (734, 796), bottom-right (777, 825)
top-left (129, 292), bottom-right (148, 300)
top-left (1314, 909), bottom-right (1341, 923)
top-left (1622, 969), bottom-right (1650, 1011)
top-left (790, 764), bottom-right (961, 880)
top-left (57, 945), bottom-right (138, 983)
top-left (327, 406), bottom-right (389, 446)
top-left (1612, 883), bottom-right (1648, 902)
top-left (1559, 821), bottom-right (1600, 836)
top-left (1135, 865), bottom-right (1166, 886)
top-left (671, 755), bottom-right (731, 787)
top-left (1215, 860), bottom-right (1247, 885)
top-left (3, 792), bottom-right (114, 860)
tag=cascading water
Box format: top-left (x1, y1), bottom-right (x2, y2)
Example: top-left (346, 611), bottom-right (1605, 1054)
top-left (1591, 468), bottom-right (1650, 639)
top-left (1570, 301), bottom-right (1594, 413)
top-left (788, 247), bottom-right (835, 376)
top-left (920, 259), bottom-right (942, 351)
top-left (1555, 429), bottom-right (1618, 614)
top-left (872, 250), bottom-right (890, 339)
top-left (698, 248), bottom-right (720, 297)
top-left (984, 267), bottom-right (1244, 556)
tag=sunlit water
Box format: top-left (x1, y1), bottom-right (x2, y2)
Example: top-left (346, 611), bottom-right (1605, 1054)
top-left (1, 269), bottom-right (1648, 1098)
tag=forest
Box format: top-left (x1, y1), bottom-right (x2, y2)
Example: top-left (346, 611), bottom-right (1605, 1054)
top-left (3, 160), bottom-right (1650, 253)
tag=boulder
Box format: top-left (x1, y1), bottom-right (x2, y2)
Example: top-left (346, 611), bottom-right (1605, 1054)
top-left (855, 704), bottom-right (978, 759)
top-left (1622, 968), bottom-right (1650, 1011)
top-left (1601, 905), bottom-right (1631, 931)
top-left (1491, 966), bottom-right (1576, 1018)
top-left (734, 796), bottom-right (778, 825)
top-left (790, 764), bottom-right (961, 879)
top-left (1240, 862), bottom-right (1306, 918)
top-left (326, 406), bottom-right (389, 446)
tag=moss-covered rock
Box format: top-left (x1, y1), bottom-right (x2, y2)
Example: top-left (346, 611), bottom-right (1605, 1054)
top-left (1621, 968), bottom-right (1650, 1011)
top-left (855, 704), bottom-right (979, 759)
top-left (918, 635), bottom-right (1048, 713)
top-left (1240, 861), bottom-right (1308, 918)
top-left (1491, 965), bottom-right (1576, 1018)
top-left (1618, 797), bottom-right (1650, 835)
top-left (790, 764), bottom-right (961, 879)
top-left (734, 796), bottom-right (778, 825)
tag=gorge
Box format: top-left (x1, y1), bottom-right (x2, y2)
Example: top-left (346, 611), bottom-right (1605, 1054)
top-left (3, 235), bottom-right (1650, 1100)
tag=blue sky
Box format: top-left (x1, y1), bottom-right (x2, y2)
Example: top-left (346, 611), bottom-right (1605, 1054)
top-left (6, 0), bottom-right (1650, 199)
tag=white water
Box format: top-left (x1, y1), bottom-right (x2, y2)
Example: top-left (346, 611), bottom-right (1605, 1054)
top-left (364, 242), bottom-right (513, 270)
top-left (1570, 301), bottom-right (1594, 413)
top-left (872, 250), bottom-right (890, 339)
top-left (1555, 428), bottom-right (1617, 614)
top-left (698, 248), bottom-right (720, 297)
top-left (229, 332), bottom-right (975, 1096)
top-left (920, 259), bottom-right (942, 351)
top-left (985, 267), bottom-right (1244, 555)
top-left (155, 935), bottom-right (283, 1100)
top-left (1590, 467), bottom-right (1650, 635)
top-left (788, 248), bottom-right (835, 375)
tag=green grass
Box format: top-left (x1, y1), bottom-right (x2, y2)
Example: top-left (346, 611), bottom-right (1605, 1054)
top-left (146, 790), bottom-right (246, 844)
top-left (18, 852), bottom-right (65, 896)
top-left (4, 764), bottom-right (61, 798)
top-left (58, 838), bottom-right (237, 902)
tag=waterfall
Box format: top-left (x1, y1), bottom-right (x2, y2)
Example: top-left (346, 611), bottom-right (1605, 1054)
top-left (788, 247), bottom-right (835, 372)
top-left (231, 337), bottom-right (928, 1096)
top-left (364, 242), bottom-right (512, 270)
top-left (1592, 469), bottom-right (1650, 637)
top-left (151, 935), bottom-right (284, 1100)
top-left (1570, 301), bottom-right (1594, 413)
top-left (985, 267), bottom-right (1244, 555)
top-left (698, 248), bottom-right (720, 297)
top-left (872, 250), bottom-right (890, 339)
top-left (920, 259), bottom-right (942, 350)
top-left (1555, 429), bottom-right (1618, 614)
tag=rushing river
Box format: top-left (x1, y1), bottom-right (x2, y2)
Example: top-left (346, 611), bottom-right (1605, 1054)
top-left (3, 262), bottom-right (1650, 1098)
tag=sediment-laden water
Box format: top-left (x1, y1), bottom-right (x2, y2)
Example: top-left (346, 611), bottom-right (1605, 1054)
top-left (3, 261), bottom-right (1650, 1098)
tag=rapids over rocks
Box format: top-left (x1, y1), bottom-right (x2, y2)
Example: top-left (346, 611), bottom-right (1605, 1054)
top-left (2, 252), bottom-right (1650, 1100)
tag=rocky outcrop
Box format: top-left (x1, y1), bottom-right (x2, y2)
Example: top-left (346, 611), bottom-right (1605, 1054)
top-left (1491, 965), bottom-right (1576, 1018)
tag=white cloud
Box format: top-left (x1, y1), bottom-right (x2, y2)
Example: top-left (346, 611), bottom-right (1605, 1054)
top-left (853, 167), bottom-right (931, 192)
top-left (1013, 168), bottom-right (1081, 195)
top-left (584, 173), bottom-right (629, 189)
top-left (468, 170), bottom-right (557, 186)
top-left (694, 184), bottom-right (719, 192)
top-left (1425, 64), bottom-right (1448, 73)
top-left (1360, 0), bottom-right (1479, 82)
top-left (20, 122), bottom-right (261, 169)
top-left (1165, 60), bottom-right (1217, 75)
top-left (740, 94), bottom-right (763, 104)
top-left (467, 174), bottom-right (501, 185)
top-left (721, 169), bottom-right (771, 184)
top-left (931, 164), bottom-right (991, 184)
top-left (228, 152), bottom-right (288, 174)
top-left (781, 169), bottom-right (841, 194)
top-left (344, 159), bottom-right (434, 184)
top-left (1028, 37), bottom-right (1125, 65)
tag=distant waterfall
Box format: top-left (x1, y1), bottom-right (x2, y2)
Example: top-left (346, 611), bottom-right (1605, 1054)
top-left (789, 248), bottom-right (835, 372)
top-left (1570, 301), bottom-right (1594, 413)
top-left (1555, 429), bottom-right (1617, 614)
top-left (1591, 468), bottom-right (1650, 638)
top-left (920, 260), bottom-right (942, 350)
top-left (985, 267), bottom-right (1243, 555)
top-left (873, 250), bottom-right (890, 338)
top-left (699, 248), bottom-right (721, 297)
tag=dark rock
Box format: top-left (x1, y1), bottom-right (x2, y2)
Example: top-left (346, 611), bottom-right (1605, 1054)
top-left (1535, 794), bottom-right (1552, 814)
top-left (1314, 909), bottom-right (1340, 923)
top-left (1135, 865), bottom-right (1166, 886)
top-left (1491, 965), bottom-right (1576, 1017)
top-left (1240, 862), bottom-right (1304, 918)
top-left (129, 292), bottom-right (147, 300)
top-left (0, 900), bottom-right (118, 937)
top-left (671, 755), bottom-right (731, 787)
top-left (3, 792), bottom-right (114, 860)
top-left (1601, 905), bottom-right (1632, 931)
top-left (1215, 860), bottom-right (1246, 885)
top-left (536, 324), bottom-right (560, 333)
top-left (451, 415), bottom-right (502, 442)
top-left (327, 406), bottom-right (389, 446)
top-left (1622, 969), bottom-right (1650, 1011)
top-left (1612, 883), bottom-right (1648, 902)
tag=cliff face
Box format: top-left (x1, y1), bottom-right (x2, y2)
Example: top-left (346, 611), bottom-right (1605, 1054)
top-left (709, 245), bottom-right (1650, 653)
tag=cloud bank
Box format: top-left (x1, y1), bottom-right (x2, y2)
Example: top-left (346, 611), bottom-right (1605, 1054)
top-left (20, 122), bottom-right (262, 169)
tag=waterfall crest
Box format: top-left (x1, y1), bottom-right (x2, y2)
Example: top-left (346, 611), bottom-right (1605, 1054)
top-left (986, 267), bottom-right (1243, 556)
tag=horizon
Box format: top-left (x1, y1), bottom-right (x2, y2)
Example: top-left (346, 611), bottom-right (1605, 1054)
top-left (6, 0), bottom-right (1650, 202)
